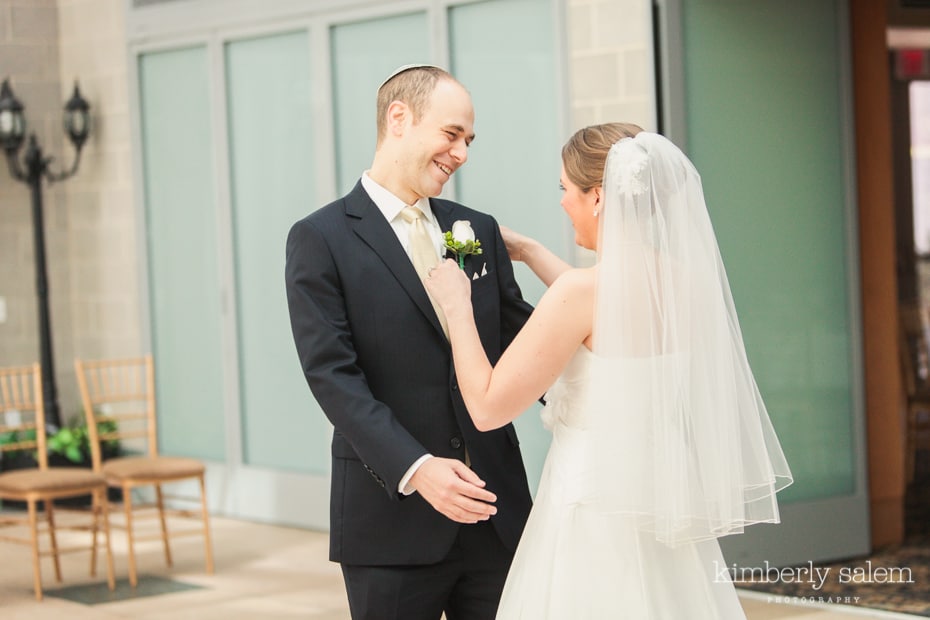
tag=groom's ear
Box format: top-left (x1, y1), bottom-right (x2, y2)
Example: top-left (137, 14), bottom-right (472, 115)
top-left (386, 100), bottom-right (410, 137)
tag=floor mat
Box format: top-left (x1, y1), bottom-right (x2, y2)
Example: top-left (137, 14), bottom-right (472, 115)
top-left (44, 574), bottom-right (205, 605)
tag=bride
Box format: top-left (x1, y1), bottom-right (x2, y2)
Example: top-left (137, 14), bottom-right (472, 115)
top-left (425, 125), bottom-right (793, 618)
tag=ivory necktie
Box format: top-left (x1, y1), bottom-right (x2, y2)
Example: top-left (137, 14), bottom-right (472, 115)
top-left (400, 206), bottom-right (449, 338)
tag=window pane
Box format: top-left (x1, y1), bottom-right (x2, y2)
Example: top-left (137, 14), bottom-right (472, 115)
top-left (448, 0), bottom-right (561, 490)
top-left (683, 0), bottom-right (856, 503)
top-left (139, 46), bottom-right (225, 460)
top-left (225, 31), bottom-right (328, 473)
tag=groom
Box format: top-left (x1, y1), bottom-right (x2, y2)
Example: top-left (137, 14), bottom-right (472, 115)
top-left (285, 65), bottom-right (533, 619)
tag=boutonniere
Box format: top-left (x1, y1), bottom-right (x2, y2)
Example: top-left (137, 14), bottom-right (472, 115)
top-left (443, 220), bottom-right (483, 269)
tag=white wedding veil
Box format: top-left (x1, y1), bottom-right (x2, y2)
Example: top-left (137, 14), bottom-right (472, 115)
top-left (585, 132), bottom-right (793, 546)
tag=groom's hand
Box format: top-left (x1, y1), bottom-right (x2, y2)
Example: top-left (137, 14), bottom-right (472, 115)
top-left (409, 457), bottom-right (498, 524)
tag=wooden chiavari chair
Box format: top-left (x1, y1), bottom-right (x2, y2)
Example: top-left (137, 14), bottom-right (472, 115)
top-left (74, 354), bottom-right (214, 587)
top-left (0, 363), bottom-right (115, 600)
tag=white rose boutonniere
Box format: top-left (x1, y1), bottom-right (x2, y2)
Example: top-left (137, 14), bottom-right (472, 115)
top-left (443, 220), bottom-right (483, 269)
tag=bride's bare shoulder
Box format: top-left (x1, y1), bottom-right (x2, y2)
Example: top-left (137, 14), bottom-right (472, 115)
top-left (550, 266), bottom-right (596, 292)
top-left (542, 267), bottom-right (596, 308)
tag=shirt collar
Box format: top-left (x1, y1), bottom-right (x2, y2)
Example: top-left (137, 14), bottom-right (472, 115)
top-left (361, 171), bottom-right (435, 226)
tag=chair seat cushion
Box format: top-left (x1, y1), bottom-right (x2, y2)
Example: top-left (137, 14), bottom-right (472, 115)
top-left (102, 456), bottom-right (204, 482)
top-left (0, 467), bottom-right (106, 496)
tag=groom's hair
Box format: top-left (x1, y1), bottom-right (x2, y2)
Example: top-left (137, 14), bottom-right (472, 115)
top-left (376, 66), bottom-right (457, 146)
top-left (562, 123), bottom-right (644, 193)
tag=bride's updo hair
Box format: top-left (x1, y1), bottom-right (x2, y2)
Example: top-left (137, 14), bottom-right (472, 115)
top-left (562, 122), bottom-right (643, 192)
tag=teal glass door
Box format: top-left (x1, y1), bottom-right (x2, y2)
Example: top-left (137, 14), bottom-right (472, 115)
top-left (448, 0), bottom-right (561, 491)
top-left (225, 31), bottom-right (328, 474)
top-left (675, 0), bottom-right (869, 566)
top-left (139, 46), bottom-right (226, 461)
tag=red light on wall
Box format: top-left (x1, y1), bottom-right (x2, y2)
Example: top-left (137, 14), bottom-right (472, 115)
top-left (896, 49), bottom-right (930, 79)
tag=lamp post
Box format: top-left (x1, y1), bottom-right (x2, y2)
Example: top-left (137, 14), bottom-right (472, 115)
top-left (0, 78), bottom-right (90, 430)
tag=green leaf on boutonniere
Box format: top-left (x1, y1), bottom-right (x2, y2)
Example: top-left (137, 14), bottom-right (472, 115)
top-left (444, 223), bottom-right (483, 269)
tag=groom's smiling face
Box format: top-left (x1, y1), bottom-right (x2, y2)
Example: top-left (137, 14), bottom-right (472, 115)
top-left (397, 78), bottom-right (475, 202)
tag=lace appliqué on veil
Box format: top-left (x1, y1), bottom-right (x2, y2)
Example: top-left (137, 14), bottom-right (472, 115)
top-left (609, 140), bottom-right (649, 197)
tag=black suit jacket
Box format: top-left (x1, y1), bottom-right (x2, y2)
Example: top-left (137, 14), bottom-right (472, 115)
top-left (285, 181), bottom-right (534, 565)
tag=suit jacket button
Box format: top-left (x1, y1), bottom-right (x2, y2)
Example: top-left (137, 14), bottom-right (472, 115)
top-left (450, 437), bottom-right (463, 450)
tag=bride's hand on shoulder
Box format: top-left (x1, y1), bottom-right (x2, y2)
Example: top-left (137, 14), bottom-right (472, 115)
top-left (501, 225), bottom-right (570, 288)
top-left (500, 225), bottom-right (535, 263)
top-left (425, 259), bottom-right (471, 315)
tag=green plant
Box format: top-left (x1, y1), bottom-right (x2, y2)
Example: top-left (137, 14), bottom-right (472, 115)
top-left (47, 416), bottom-right (119, 464)
top-left (0, 428), bottom-right (38, 473)
top-left (0, 427), bottom-right (37, 455)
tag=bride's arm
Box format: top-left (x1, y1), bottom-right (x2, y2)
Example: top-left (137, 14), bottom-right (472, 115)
top-left (426, 260), bottom-right (594, 430)
top-left (501, 226), bottom-right (572, 288)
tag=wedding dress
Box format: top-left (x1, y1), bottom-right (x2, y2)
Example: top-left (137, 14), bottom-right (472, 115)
top-left (496, 347), bottom-right (746, 619)
top-left (496, 133), bottom-right (792, 619)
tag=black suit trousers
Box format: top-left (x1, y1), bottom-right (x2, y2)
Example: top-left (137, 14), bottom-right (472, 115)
top-left (341, 521), bottom-right (513, 620)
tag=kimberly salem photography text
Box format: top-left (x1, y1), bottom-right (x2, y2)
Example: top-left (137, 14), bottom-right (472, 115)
top-left (717, 561), bottom-right (916, 591)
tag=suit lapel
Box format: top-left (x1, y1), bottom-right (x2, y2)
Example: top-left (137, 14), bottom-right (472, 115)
top-left (346, 183), bottom-right (447, 340)
top-left (432, 199), bottom-right (455, 262)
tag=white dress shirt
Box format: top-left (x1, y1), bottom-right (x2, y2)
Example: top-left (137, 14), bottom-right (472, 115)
top-left (361, 172), bottom-right (445, 258)
top-left (360, 172), bottom-right (441, 495)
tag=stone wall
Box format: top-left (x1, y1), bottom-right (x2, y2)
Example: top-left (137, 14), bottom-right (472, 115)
top-left (565, 0), bottom-right (656, 263)
top-left (0, 0), bottom-right (138, 422)
top-left (58, 0), bottom-right (141, 370)
top-left (0, 0), bottom-right (72, 411)
top-left (566, 0), bottom-right (656, 131)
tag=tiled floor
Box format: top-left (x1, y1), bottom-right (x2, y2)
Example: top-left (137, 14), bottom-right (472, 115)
top-left (0, 515), bottom-right (922, 619)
